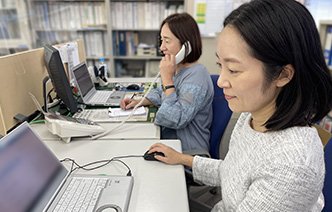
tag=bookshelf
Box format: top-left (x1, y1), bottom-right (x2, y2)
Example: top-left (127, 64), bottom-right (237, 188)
top-left (318, 20), bottom-right (332, 133)
top-left (0, 0), bottom-right (31, 56)
top-left (108, 0), bottom-right (186, 77)
top-left (319, 20), bottom-right (332, 72)
top-left (26, 0), bottom-right (109, 68)
top-left (26, 0), bottom-right (186, 77)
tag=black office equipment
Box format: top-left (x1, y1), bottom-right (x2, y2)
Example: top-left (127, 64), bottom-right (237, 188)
top-left (44, 44), bottom-right (78, 114)
top-left (126, 84), bottom-right (140, 91)
top-left (143, 150), bottom-right (165, 161)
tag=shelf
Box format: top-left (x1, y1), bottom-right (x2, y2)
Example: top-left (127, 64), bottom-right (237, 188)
top-left (0, 7), bottom-right (16, 10)
top-left (0, 39), bottom-right (28, 48)
top-left (112, 28), bottom-right (159, 31)
top-left (35, 27), bottom-right (107, 32)
top-left (114, 55), bottom-right (162, 60)
top-left (319, 20), bottom-right (332, 49)
top-left (109, 0), bottom-right (185, 77)
top-left (86, 55), bottom-right (111, 60)
top-left (30, 0), bottom-right (104, 2)
top-left (111, 0), bottom-right (183, 2)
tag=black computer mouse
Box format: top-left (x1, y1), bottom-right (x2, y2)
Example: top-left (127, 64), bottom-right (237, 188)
top-left (143, 150), bottom-right (165, 161)
top-left (126, 84), bottom-right (140, 90)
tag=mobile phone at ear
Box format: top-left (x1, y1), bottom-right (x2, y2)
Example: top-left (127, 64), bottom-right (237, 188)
top-left (175, 41), bottom-right (192, 64)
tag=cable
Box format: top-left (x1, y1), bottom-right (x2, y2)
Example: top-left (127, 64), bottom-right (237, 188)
top-left (29, 120), bottom-right (45, 124)
top-left (91, 72), bottom-right (161, 140)
top-left (60, 155), bottom-right (143, 175)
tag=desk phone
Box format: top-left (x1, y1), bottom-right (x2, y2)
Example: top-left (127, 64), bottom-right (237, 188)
top-left (45, 113), bottom-right (105, 143)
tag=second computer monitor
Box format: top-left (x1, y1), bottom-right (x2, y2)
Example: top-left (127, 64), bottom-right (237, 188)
top-left (44, 44), bottom-right (78, 114)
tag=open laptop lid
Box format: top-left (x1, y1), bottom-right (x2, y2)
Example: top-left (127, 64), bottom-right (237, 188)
top-left (72, 62), bottom-right (126, 106)
top-left (0, 122), bottom-right (69, 212)
top-left (71, 62), bottom-right (97, 104)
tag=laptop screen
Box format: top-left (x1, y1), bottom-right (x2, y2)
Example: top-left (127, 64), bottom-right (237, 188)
top-left (73, 63), bottom-right (94, 97)
top-left (0, 123), bottom-right (66, 212)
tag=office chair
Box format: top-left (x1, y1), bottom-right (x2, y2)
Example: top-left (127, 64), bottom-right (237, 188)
top-left (189, 75), bottom-right (233, 212)
top-left (209, 75), bottom-right (233, 159)
top-left (323, 136), bottom-right (332, 212)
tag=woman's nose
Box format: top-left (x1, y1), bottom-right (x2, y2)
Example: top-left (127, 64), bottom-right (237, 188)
top-left (217, 75), bottom-right (230, 89)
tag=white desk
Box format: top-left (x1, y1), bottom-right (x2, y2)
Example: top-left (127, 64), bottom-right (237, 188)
top-left (107, 77), bottom-right (159, 84)
top-left (30, 122), bottom-right (160, 141)
top-left (41, 138), bottom-right (189, 212)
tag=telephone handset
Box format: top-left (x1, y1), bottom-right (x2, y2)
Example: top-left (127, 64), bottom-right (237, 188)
top-left (175, 41), bottom-right (192, 64)
top-left (92, 42), bottom-right (192, 140)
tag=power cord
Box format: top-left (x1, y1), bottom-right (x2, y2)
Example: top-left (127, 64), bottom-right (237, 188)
top-left (91, 72), bottom-right (161, 140)
top-left (60, 155), bottom-right (143, 176)
top-left (60, 155), bottom-right (143, 212)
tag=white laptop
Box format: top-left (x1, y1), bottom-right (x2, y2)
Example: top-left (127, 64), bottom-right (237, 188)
top-left (72, 62), bottom-right (125, 106)
top-left (0, 122), bottom-right (133, 212)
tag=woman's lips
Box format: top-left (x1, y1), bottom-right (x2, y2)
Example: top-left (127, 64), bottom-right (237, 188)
top-left (224, 94), bottom-right (235, 100)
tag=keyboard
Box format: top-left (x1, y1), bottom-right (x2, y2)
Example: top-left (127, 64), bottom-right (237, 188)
top-left (61, 115), bottom-right (96, 125)
top-left (73, 109), bottom-right (110, 122)
top-left (89, 91), bottom-right (113, 103)
top-left (53, 177), bottom-right (108, 212)
top-left (73, 109), bottom-right (148, 123)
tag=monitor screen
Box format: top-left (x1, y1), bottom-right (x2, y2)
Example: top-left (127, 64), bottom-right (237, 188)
top-left (43, 44), bottom-right (78, 114)
top-left (72, 63), bottom-right (94, 97)
top-left (0, 123), bottom-right (66, 212)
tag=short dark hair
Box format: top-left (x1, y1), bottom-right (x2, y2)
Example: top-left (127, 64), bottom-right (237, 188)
top-left (224, 0), bottom-right (332, 131)
top-left (159, 13), bottom-right (202, 63)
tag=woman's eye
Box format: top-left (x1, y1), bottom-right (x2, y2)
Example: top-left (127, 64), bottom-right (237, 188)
top-left (229, 69), bottom-right (238, 74)
top-left (216, 62), bottom-right (222, 68)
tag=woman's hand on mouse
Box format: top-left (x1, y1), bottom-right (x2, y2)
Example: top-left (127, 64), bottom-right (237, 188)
top-left (148, 143), bottom-right (194, 167)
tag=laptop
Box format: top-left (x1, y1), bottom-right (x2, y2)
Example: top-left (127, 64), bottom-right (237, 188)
top-left (72, 62), bottom-right (125, 106)
top-left (0, 122), bottom-right (133, 212)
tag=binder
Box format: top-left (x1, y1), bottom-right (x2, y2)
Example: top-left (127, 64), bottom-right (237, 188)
top-left (118, 31), bottom-right (127, 56)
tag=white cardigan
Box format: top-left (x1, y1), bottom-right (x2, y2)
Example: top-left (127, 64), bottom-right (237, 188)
top-left (193, 113), bottom-right (325, 212)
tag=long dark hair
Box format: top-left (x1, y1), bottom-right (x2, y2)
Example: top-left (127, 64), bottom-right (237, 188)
top-left (224, 0), bottom-right (332, 130)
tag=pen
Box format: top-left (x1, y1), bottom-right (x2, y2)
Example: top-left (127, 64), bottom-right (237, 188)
top-left (130, 93), bottom-right (136, 99)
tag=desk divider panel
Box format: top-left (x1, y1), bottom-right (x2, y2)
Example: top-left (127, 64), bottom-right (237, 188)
top-left (0, 39), bottom-right (85, 135)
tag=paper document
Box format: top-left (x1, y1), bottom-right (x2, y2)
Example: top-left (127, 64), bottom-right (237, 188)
top-left (108, 106), bottom-right (147, 117)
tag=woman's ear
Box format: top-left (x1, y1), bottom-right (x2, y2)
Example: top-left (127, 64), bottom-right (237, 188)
top-left (276, 64), bottom-right (294, 87)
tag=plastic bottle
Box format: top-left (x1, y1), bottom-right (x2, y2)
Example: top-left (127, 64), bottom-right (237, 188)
top-left (98, 58), bottom-right (108, 86)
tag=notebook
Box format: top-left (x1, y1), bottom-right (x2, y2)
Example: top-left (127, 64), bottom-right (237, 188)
top-left (0, 122), bottom-right (133, 212)
top-left (72, 62), bottom-right (125, 106)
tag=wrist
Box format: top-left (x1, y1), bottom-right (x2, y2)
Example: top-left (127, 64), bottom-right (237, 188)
top-left (180, 154), bottom-right (194, 167)
top-left (162, 84), bottom-right (175, 91)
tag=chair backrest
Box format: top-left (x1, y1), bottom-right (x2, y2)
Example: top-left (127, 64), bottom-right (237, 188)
top-left (323, 136), bottom-right (332, 212)
top-left (209, 75), bottom-right (233, 159)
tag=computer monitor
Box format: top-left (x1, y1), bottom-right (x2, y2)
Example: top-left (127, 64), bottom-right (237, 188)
top-left (43, 44), bottom-right (78, 114)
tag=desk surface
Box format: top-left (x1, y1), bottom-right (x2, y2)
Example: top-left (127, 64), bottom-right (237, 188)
top-left (107, 77), bottom-right (159, 83)
top-left (41, 138), bottom-right (189, 212)
top-left (30, 122), bottom-right (160, 141)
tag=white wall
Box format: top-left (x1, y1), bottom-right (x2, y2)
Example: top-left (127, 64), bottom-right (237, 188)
top-left (199, 36), bottom-right (219, 74)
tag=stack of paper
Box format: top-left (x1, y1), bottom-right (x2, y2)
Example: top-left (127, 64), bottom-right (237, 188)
top-left (108, 106), bottom-right (146, 117)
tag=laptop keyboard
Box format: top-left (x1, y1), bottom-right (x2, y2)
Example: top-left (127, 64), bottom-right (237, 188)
top-left (53, 177), bottom-right (108, 212)
top-left (73, 110), bottom-right (93, 120)
top-left (89, 91), bottom-right (113, 103)
top-left (73, 109), bottom-right (110, 122)
top-left (61, 115), bottom-right (96, 125)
